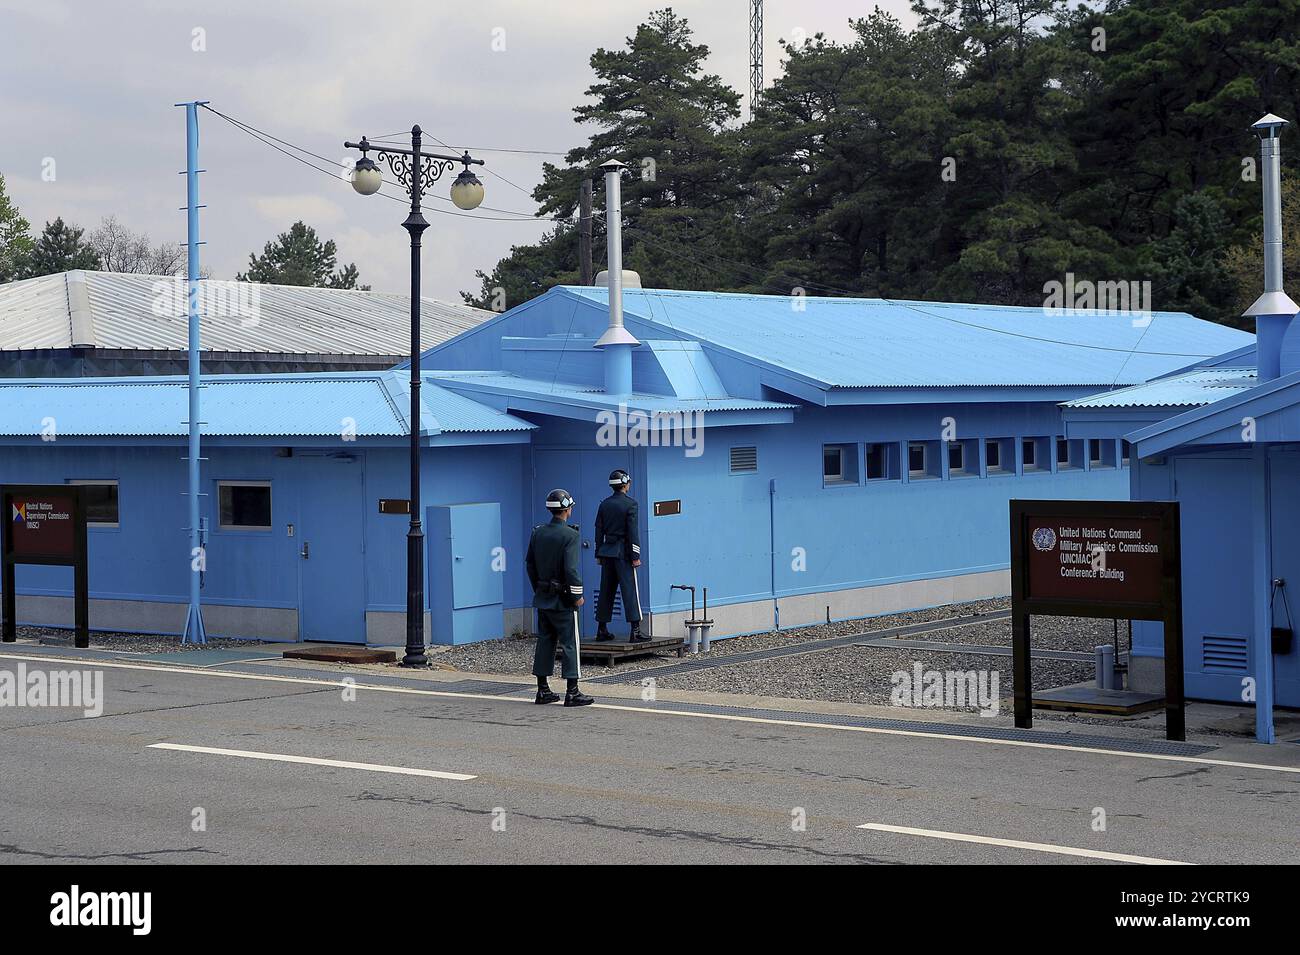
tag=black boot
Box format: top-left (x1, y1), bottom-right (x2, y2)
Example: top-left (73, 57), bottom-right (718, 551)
top-left (629, 624), bottom-right (649, 643)
top-left (564, 679), bottom-right (593, 707)
top-left (595, 623), bottom-right (614, 642)
top-left (535, 678), bottom-right (560, 705)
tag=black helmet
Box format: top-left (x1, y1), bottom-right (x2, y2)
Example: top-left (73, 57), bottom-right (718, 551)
top-left (608, 469), bottom-right (631, 487)
top-left (545, 488), bottom-right (575, 510)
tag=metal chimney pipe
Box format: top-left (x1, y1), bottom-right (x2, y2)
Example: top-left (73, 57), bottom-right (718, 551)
top-left (595, 159), bottom-right (638, 395)
top-left (1245, 114), bottom-right (1299, 381)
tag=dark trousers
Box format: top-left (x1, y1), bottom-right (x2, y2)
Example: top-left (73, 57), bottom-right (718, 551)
top-left (596, 558), bottom-right (642, 624)
top-left (533, 607), bottom-right (581, 680)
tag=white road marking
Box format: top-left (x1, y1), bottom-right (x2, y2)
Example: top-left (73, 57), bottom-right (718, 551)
top-left (858, 822), bottom-right (1193, 865)
top-left (148, 742), bottom-right (476, 780)
top-left (4, 651), bottom-right (1298, 776)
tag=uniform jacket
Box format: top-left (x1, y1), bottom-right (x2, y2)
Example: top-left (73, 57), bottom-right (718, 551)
top-left (594, 491), bottom-right (640, 562)
top-left (526, 516), bottom-right (583, 610)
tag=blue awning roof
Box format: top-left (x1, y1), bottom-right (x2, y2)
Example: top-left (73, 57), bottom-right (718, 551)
top-left (1062, 368), bottom-right (1257, 409)
top-left (0, 372), bottom-right (534, 438)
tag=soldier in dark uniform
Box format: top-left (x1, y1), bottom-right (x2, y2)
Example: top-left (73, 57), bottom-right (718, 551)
top-left (594, 469), bottom-right (647, 642)
top-left (525, 488), bottom-right (593, 707)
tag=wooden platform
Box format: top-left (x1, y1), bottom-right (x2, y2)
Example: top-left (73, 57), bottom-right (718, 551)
top-left (283, 645), bottom-right (397, 664)
top-left (564, 635), bottom-right (684, 666)
top-left (1033, 683), bottom-right (1165, 715)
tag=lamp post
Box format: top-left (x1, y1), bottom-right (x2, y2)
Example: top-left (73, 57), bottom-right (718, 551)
top-left (344, 126), bottom-right (485, 666)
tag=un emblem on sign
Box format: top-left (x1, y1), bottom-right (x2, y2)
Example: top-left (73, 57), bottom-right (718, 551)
top-left (1032, 526), bottom-right (1057, 552)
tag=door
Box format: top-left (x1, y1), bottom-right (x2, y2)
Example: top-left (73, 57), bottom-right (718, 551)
top-left (533, 448), bottom-right (632, 636)
top-left (427, 502), bottom-right (504, 645)
top-left (1269, 452), bottom-right (1300, 707)
top-left (297, 453), bottom-right (366, 643)
top-left (1175, 457), bottom-right (1254, 701)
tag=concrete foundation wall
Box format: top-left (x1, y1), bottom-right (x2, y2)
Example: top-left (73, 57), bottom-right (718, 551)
top-left (13, 593), bottom-right (299, 641)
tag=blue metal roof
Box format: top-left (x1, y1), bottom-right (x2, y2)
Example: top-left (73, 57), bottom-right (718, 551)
top-left (0, 372), bottom-right (534, 437)
top-left (562, 287), bottom-right (1254, 389)
top-left (1062, 368), bottom-right (1257, 409)
top-left (430, 371), bottom-right (796, 422)
top-left (1126, 366), bottom-right (1300, 456)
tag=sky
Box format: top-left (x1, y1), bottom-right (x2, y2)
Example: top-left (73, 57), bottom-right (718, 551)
top-left (0, 0), bottom-right (917, 301)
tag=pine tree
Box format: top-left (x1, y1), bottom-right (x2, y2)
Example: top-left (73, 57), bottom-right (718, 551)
top-left (22, 217), bottom-right (100, 278)
top-left (237, 221), bottom-right (365, 289)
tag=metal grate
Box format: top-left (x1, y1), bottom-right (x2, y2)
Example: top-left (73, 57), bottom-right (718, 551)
top-left (1202, 634), bottom-right (1248, 673)
top-left (729, 446), bottom-right (758, 473)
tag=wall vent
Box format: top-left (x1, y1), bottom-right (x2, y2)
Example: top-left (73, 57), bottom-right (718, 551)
top-left (729, 446), bottom-right (758, 473)
top-left (1202, 634), bottom-right (1249, 673)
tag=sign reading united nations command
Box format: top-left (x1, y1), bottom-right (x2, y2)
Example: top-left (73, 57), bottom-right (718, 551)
top-left (1024, 514), bottom-right (1165, 605)
top-left (1009, 498), bottom-right (1185, 741)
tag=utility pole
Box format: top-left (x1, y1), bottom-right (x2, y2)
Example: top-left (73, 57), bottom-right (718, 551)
top-left (578, 177), bottom-right (593, 285)
top-left (177, 99), bottom-right (208, 645)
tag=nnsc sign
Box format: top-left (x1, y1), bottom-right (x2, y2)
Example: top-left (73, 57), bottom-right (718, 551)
top-left (2, 485), bottom-right (89, 648)
top-left (1010, 499), bottom-right (1184, 740)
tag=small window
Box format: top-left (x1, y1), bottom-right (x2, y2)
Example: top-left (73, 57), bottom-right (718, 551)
top-left (68, 480), bottom-right (119, 527)
top-left (729, 446), bottom-right (758, 473)
top-left (907, 440), bottom-right (940, 480)
top-left (865, 442), bottom-right (894, 481)
top-left (946, 438), bottom-right (978, 477)
top-left (1056, 438), bottom-right (1083, 470)
top-left (218, 481), bottom-right (272, 531)
top-left (823, 446), bottom-right (843, 481)
top-left (1022, 437), bottom-right (1048, 472)
top-left (1121, 440), bottom-right (1132, 467)
top-left (822, 443), bottom-right (859, 485)
top-left (1088, 438), bottom-right (1116, 469)
top-left (985, 438), bottom-right (1013, 476)
top-left (908, 442), bottom-right (927, 476)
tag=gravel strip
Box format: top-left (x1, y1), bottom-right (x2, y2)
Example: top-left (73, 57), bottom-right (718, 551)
top-left (436, 597), bottom-right (1013, 678)
top-left (13, 625), bottom-right (269, 654)
top-left (898, 615), bottom-right (1131, 654)
top-left (652, 645), bottom-right (1092, 714)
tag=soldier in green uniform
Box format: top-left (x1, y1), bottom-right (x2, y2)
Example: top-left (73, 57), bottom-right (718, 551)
top-left (525, 488), bottom-right (593, 707)
top-left (595, 469), bottom-right (646, 642)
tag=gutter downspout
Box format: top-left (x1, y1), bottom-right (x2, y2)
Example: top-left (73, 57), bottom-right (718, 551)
top-left (769, 477), bottom-right (779, 630)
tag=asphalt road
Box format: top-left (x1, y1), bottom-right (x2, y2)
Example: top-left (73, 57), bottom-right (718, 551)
top-left (2, 653), bottom-right (1298, 865)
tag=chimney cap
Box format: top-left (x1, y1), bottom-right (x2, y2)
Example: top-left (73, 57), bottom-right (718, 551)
top-left (1244, 289), bottom-right (1300, 318)
top-left (1253, 113), bottom-right (1289, 133)
top-left (600, 159), bottom-right (628, 171)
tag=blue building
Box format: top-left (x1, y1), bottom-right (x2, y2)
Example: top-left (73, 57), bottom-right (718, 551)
top-left (1062, 115), bottom-right (1300, 743)
top-left (418, 284), bottom-right (1248, 640)
top-left (1065, 342), bottom-right (1300, 735)
top-left (0, 282), bottom-right (1249, 648)
top-left (0, 372), bottom-right (534, 644)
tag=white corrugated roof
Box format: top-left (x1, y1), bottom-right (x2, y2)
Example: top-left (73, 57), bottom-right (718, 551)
top-left (0, 271), bottom-right (494, 357)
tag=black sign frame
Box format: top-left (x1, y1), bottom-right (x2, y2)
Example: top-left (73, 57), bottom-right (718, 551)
top-left (2, 484), bottom-right (90, 648)
top-left (1010, 498), bottom-right (1184, 741)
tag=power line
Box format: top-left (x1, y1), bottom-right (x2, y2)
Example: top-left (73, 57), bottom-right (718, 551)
top-left (198, 104), bottom-right (568, 223)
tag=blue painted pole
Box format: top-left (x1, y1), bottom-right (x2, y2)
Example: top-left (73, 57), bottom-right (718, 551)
top-left (179, 100), bottom-right (208, 645)
top-left (1251, 446), bottom-right (1275, 742)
